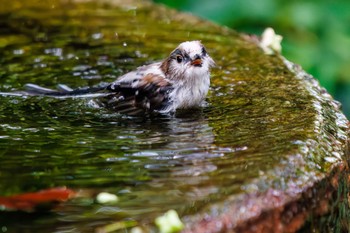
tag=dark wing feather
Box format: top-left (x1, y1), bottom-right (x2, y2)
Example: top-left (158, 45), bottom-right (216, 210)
top-left (105, 73), bottom-right (173, 115)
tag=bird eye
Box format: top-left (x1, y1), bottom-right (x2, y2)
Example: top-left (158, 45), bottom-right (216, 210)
top-left (201, 47), bottom-right (207, 56)
top-left (176, 55), bottom-right (183, 63)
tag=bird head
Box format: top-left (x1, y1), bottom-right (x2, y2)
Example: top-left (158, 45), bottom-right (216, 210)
top-left (161, 41), bottom-right (215, 81)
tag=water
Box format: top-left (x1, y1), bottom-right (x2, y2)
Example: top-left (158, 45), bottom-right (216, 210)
top-left (0, 1), bottom-right (348, 232)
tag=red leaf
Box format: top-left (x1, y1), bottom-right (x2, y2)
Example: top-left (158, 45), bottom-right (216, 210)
top-left (0, 187), bottom-right (75, 212)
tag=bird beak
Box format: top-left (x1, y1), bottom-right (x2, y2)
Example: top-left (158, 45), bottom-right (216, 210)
top-left (191, 57), bottom-right (203, 67)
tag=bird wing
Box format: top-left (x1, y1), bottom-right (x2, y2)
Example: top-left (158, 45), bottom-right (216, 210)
top-left (106, 73), bottom-right (173, 115)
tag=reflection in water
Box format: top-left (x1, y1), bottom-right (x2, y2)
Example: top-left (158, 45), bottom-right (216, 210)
top-left (0, 96), bottom-right (225, 229)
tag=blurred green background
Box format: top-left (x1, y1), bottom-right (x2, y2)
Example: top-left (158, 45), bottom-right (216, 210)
top-left (154, 0), bottom-right (350, 117)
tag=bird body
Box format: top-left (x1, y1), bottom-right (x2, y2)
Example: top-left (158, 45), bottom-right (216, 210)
top-left (20, 41), bottom-right (215, 115)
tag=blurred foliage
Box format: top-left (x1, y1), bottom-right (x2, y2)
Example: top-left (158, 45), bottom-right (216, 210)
top-left (154, 0), bottom-right (350, 116)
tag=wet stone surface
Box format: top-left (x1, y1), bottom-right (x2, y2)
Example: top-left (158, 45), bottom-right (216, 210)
top-left (0, 0), bottom-right (349, 232)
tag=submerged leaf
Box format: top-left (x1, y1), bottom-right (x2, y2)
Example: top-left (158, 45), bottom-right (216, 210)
top-left (0, 187), bottom-right (75, 212)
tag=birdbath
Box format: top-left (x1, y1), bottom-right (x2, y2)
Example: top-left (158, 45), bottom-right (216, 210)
top-left (0, 0), bottom-right (349, 232)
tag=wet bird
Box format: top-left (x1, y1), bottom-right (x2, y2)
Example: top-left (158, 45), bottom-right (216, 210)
top-left (22, 41), bottom-right (215, 115)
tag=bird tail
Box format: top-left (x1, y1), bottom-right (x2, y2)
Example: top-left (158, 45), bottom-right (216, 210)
top-left (20, 83), bottom-right (111, 98)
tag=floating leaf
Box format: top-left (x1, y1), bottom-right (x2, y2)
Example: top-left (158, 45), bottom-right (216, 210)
top-left (96, 192), bottom-right (119, 204)
top-left (155, 209), bottom-right (184, 233)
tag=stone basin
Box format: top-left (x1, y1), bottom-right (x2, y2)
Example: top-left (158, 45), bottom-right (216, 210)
top-left (0, 0), bottom-right (349, 232)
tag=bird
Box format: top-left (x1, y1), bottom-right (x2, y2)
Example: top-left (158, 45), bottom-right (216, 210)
top-left (21, 41), bottom-right (215, 116)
